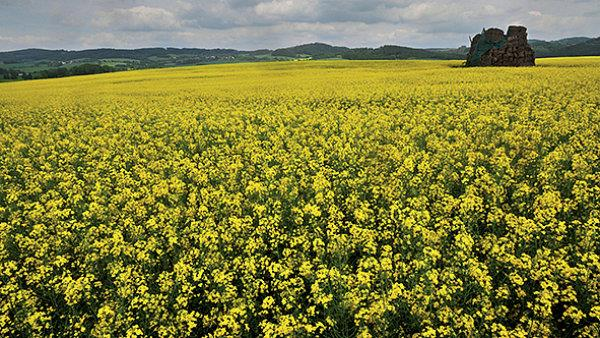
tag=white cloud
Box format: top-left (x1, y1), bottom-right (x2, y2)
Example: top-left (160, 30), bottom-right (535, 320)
top-left (529, 10), bottom-right (542, 17)
top-left (254, 0), bottom-right (319, 19)
top-left (93, 6), bottom-right (182, 31)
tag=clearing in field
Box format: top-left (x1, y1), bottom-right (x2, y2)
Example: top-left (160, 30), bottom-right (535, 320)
top-left (1, 58), bottom-right (599, 337)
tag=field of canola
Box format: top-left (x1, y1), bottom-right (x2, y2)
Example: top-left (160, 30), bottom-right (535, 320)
top-left (1, 58), bottom-right (599, 337)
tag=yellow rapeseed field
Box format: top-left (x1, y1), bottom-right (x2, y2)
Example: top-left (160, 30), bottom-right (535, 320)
top-left (1, 58), bottom-right (599, 337)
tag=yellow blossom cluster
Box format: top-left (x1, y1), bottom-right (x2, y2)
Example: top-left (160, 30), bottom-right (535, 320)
top-left (1, 57), bottom-right (599, 337)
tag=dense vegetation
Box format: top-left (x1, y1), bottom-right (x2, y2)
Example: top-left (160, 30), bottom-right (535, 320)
top-left (0, 48), bottom-right (293, 81)
top-left (530, 37), bottom-right (600, 57)
top-left (1, 64), bottom-right (121, 80)
top-left (1, 58), bottom-right (599, 337)
top-left (0, 68), bottom-right (23, 81)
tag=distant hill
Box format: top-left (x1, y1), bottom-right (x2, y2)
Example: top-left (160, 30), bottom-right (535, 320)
top-left (1, 36), bottom-right (599, 81)
top-left (0, 47), bottom-right (246, 64)
top-left (272, 43), bottom-right (350, 59)
top-left (342, 45), bottom-right (464, 60)
top-left (0, 47), bottom-right (280, 79)
top-left (529, 37), bottom-right (594, 57)
top-left (2, 38), bottom-right (599, 66)
top-left (270, 43), bottom-right (465, 60)
top-left (550, 37), bottom-right (600, 57)
top-left (271, 38), bottom-right (600, 60)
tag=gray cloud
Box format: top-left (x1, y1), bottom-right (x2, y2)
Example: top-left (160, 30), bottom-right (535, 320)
top-left (0, 0), bottom-right (598, 51)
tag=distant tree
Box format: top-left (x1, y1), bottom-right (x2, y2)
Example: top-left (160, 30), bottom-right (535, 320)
top-left (0, 68), bottom-right (22, 80)
top-left (40, 68), bottom-right (69, 78)
top-left (69, 64), bottom-right (114, 76)
top-left (27, 64), bottom-right (117, 80)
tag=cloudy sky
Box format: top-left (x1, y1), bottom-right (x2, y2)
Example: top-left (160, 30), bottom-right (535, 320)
top-left (1, 0), bottom-right (598, 51)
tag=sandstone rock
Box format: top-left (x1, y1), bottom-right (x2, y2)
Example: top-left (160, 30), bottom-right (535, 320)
top-left (484, 28), bottom-right (505, 43)
top-left (466, 25), bottom-right (535, 67)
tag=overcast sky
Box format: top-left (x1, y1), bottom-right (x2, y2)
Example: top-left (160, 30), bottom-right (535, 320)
top-left (1, 0), bottom-right (598, 51)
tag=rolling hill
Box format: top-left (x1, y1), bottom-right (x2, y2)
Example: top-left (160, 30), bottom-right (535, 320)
top-left (529, 37), bottom-right (594, 57)
top-left (1, 36), bottom-right (599, 81)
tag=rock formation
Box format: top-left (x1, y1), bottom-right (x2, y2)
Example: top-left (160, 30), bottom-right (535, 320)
top-left (466, 25), bottom-right (535, 67)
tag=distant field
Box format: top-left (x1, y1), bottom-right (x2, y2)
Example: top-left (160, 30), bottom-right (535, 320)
top-left (0, 53), bottom-right (298, 80)
top-left (0, 58), bottom-right (134, 74)
top-left (1, 58), bottom-right (599, 337)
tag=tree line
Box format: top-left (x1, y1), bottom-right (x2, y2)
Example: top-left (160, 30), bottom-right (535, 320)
top-left (0, 64), bottom-right (120, 81)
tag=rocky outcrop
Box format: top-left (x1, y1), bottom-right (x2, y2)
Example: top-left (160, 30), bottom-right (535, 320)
top-left (467, 26), bottom-right (535, 67)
